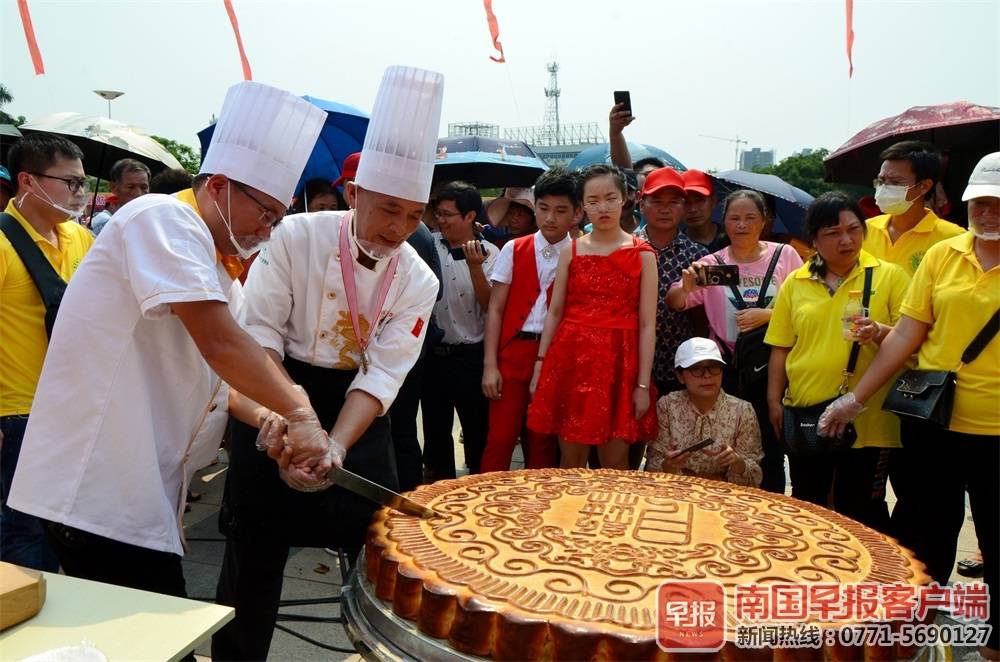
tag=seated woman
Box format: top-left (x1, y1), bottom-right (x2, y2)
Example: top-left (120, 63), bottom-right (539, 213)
top-left (764, 192), bottom-right (910, 532)
top-left (646, 337), bottom-right (762, 486)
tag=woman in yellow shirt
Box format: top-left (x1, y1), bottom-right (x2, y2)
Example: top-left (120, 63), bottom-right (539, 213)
top-left (764, 192), bottom-right (909, 533)
top-left (821, 153), bottom-right (999, 659)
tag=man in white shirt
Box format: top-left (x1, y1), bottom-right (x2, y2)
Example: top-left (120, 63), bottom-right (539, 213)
top-left (481, 168), bottom-right (582, 472)
top-left (211, 65), bottom-right (444, 661)
top-left (420, 181), bottom-right (497, 481)
top-left (7, 82), bottom-right (326, 599)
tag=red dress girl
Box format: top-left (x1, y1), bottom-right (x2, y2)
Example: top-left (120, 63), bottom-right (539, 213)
top-left (527, 237), bottom-right (658, 445)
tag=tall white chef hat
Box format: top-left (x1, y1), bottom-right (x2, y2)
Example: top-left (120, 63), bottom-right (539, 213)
top-left (354, 65), bottom-right (445, 204)
top-left (199, 81), bottom-right (326, 206)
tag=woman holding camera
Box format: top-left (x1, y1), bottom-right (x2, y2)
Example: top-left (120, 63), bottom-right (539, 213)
top-left (667, 190), bottom-right (801, 493)
top-left (820, 155), bottom-right (999, 660)
top-left (763, 192), bottom-right (909, 531)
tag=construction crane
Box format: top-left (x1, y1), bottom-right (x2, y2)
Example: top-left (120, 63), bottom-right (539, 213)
top-left (699, 134), bottom-right (748, 170)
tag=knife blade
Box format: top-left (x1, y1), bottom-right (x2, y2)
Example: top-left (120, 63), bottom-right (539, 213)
top-left (328, 466), bottom-right (439, 519)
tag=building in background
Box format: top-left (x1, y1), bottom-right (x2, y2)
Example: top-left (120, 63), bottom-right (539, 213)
top-left (740, 147), bottom-right (775, 171)
top-left (447, 122), bottom-right (500, 138)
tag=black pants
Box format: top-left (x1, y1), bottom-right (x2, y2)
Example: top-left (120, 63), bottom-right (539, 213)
top-left (213, 357), bottom-right (395, 661)
top-left (892, 421), bottom-right (998, 650)
top-left (787, 446), bottom-right (892, 533)
top-left (388, 355), bottom-right (425, 492)
top-left (420, 343), bottom-right (488, 480)
top-left (45, 522), bottom-right (188, 597)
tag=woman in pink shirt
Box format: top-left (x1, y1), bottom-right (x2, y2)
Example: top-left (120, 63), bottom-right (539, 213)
top-left (666, 190), bottom-right (802, 493)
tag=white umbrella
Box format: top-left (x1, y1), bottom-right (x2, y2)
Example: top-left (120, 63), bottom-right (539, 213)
top-left (19, 112), bottom-right (182, 180)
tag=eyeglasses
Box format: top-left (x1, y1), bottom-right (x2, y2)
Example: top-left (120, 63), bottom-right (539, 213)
top-left (583, 196), bottom-right (623, 212)
top-left (685, 364), bottom-right (723, 378)
top-left (872, 178), bottom-right (916, 189)
top-left (433, 209), bottom-right (462, 221)
top-left (233, 181), bottom-right (284, 228)
top-left (30, 172), bottom-right (88, 195)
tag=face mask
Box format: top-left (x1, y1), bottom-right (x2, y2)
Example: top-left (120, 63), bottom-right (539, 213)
top-left (874, 184), bottom-right (917, 216)
top-left (212, 182), bottom-right (258, 260)
top-left (23, 177), bottom-right (86, 221)
top-left (350, 214), bottom-right (400, 261)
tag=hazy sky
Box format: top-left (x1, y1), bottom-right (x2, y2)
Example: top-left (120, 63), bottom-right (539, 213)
top-left (2, 0), bottom-right (997, 172)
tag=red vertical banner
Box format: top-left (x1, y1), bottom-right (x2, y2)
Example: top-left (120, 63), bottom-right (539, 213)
top-left (17, 0), bottom-right (45, 75)
top-left (846, 0), bottom-right (855, 78)
top-left (223, 0), bottom-right (253, 80)
top-left (483, 0), bottom-right (506, 63)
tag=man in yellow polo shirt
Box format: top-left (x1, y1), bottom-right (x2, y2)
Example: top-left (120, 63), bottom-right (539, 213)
top-left (865, 141), bottom-right (964, 276)
top-left (1, 134), bottom-right (93, 571)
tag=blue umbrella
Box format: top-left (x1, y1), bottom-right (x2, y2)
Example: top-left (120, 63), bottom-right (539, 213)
top-left (434, 136), bottom-right (548, 188)
top-left (567, 142), bottom-right (686, 172)
top-left (197, 95), bottom-right (369, 198)
top-left (709, 170), bottom-right (814, 237)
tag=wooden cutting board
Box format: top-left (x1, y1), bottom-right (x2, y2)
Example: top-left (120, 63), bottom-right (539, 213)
top-left (0, 561), bottom-right (46, 630)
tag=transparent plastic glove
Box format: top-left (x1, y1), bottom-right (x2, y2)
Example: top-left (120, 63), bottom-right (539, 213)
top-left (818, 393), bottom-right (866, 438)
top-left (255, 410), bottom-right (286, 455)
top-left (281, 407), bottom-right (330, 471)
top-left (279, 435), bottom-right (347, 493)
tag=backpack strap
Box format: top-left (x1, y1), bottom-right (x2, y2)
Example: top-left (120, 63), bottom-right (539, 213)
top-left (0, 212), bottom-right (68, 338)
top-left (756, 244), bottom-right (785, 309)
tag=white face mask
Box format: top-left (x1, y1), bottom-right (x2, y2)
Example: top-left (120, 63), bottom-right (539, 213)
top-left (971, 227), bottom-right (1000, 242)
top-left (874, 184), bottom-right (918, 216)
top-left (212, 182), bottom-right (259, 260)
top-left (22, 176), bottom-right (86, 221)
top-left (350, 214), bottom-right (400, 261)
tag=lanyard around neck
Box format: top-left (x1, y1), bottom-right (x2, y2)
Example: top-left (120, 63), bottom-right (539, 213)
top-left (338, 212), bottom-right (399, 372)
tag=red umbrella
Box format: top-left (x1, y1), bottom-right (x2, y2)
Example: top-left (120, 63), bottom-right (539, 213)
top-left (823, 101), bottom-right (1000, 224)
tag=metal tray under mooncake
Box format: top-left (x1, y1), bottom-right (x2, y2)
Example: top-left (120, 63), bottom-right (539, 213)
top-left (341, 550), bottom-right (481, 662)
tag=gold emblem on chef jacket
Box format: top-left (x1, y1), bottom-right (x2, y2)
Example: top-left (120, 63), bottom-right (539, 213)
top-left (331, 311), bottom-right (371, 370)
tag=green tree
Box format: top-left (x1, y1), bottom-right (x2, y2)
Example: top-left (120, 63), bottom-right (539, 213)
top-left (753, 149), bottom-right (839, 198)
top-left (151, 135), bottom-right (201, 174)
top-left (0, 83), bottom-right (25, 125)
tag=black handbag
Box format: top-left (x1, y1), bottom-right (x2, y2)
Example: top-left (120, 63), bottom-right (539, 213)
top-left (882, 310), bottom-right (999, 427)
top-left (782, 266), bottom-right (873, 456)
top-left (0, 212), bottom-right (68, 338)
top-left (715, 244), bottom-right (785, 394)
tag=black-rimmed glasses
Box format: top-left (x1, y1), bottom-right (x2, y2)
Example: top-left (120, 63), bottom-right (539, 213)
top-left (30, 172), bottom-right (88, 195)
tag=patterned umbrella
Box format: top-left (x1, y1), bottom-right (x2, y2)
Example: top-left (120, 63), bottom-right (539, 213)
top-left (433, 136), bottom-right (548, 188)
top-left (19, 113), bottom-right (182, 180)
top-left (824, 101), bottom-right (1000, 186)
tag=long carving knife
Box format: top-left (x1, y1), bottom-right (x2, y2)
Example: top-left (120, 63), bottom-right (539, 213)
top-left (328, 466), bottom-right (438, 519)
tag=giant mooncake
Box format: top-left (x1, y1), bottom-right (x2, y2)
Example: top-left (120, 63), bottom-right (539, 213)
top-left (365, 469), bottom-right (930, 660)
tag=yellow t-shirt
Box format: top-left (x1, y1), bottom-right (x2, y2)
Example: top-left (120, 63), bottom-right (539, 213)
top-left (863, 209), bottom-right (965, 276)
top-left (765, 251), bottom-right (911, 448)
top-left (900, 233), bottom-right (999, 436)
top-left (0, 202), bottom-right (94, 415)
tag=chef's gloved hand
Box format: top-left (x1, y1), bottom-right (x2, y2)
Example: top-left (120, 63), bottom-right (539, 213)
top-left (279, 435), bottom-right (347, 493)
top-left (255, 410), bottom-right (286, 454)
top-left (280, 407), bottom-right (330, 471)
top-left (818, 393), bottom-right (865, 438)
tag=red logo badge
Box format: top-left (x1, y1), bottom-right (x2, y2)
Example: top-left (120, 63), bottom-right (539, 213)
top-left (658, 581), bottom-right (726, 652)
top-left (411, 318), bottom-right (425, 337)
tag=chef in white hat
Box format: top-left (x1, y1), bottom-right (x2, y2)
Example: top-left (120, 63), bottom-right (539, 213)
top-left (7, 81), bottom-right (327, 599)
top-left (212, 65), bottom-right (444, 660)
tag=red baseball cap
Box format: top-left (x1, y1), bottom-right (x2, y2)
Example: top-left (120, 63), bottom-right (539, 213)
top-left (641, 167), bottom-right (685, 197)
top-left (681, 169), bottom-right (713, 196)
top-left (332, 152), bottom-right (361, 188)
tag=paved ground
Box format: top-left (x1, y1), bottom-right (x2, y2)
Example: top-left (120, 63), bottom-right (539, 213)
top-left (182, 439), bottom-right (985, 661)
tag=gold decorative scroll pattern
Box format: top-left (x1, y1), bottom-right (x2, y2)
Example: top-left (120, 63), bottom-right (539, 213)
top-left (386, 470), bottom-right (922, 632)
